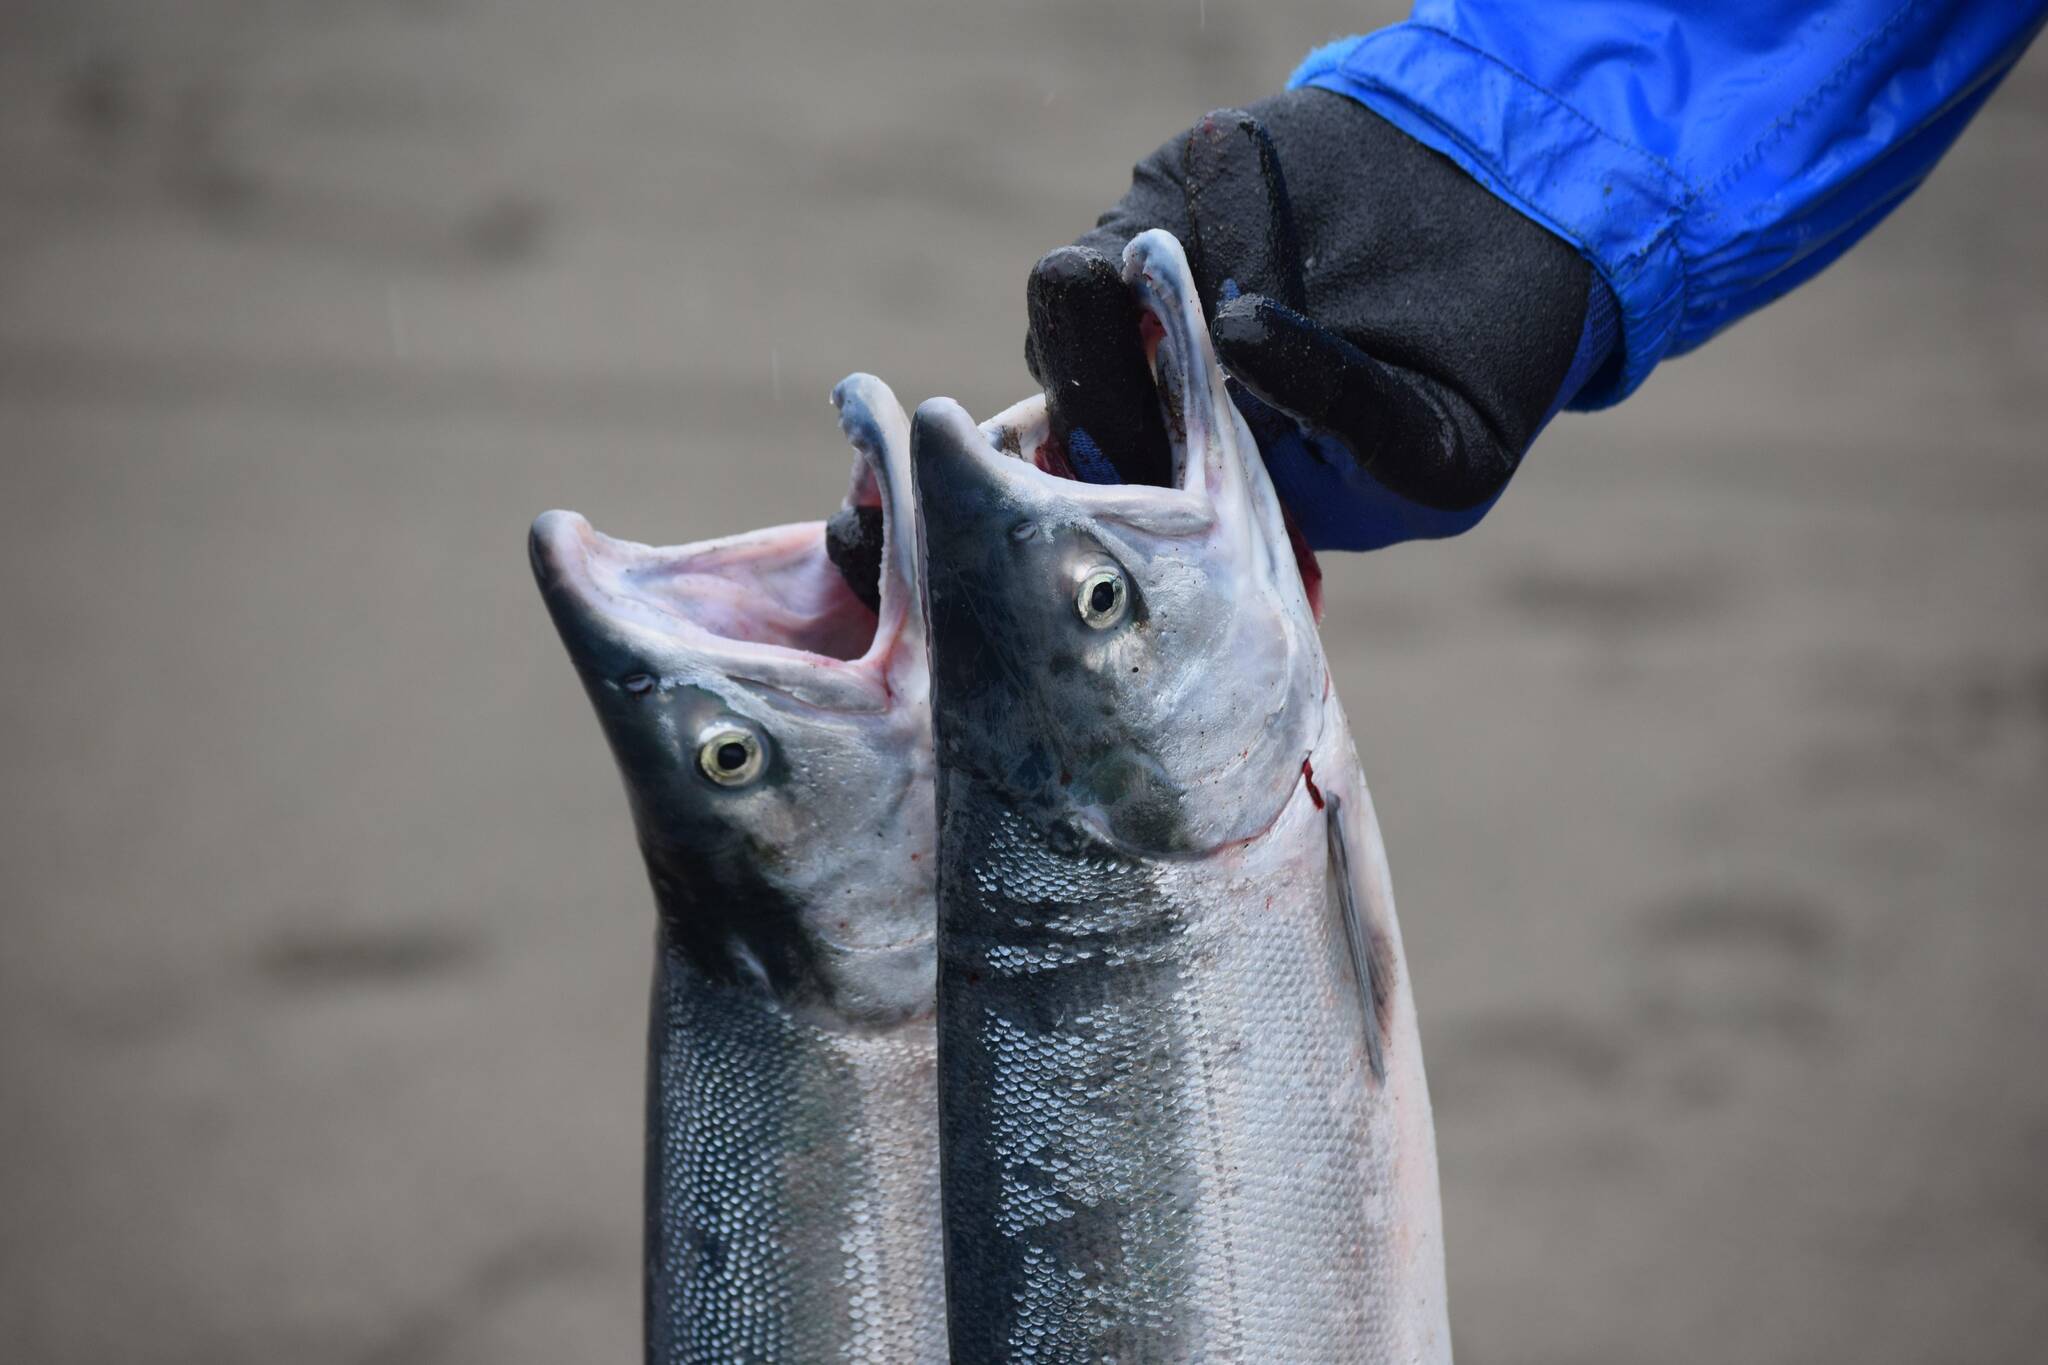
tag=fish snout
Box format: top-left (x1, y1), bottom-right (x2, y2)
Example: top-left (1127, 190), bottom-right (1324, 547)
top-left (910, 397), bottom-right (1018, 558)
top-left (528, 508), bottom-right (602, 644)
top-left (528, 508), bottom-right (593, 592)
top-left (527, 508), bottom-right (648, 677)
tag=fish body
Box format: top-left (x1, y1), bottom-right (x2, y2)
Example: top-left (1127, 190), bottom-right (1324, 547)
top-left (531, 376), bottom-right (947, 1363)
top-left (914, 232), bottom-right (1450, 1363)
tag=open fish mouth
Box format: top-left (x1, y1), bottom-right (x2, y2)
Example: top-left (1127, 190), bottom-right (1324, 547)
top-left (967, 232), bottom-right (1320, 615)
top-left (936, 230), bottom-right (1319, 612)
top-left (529, 373), bottom-right (921, 713)
top-left (978, 233), bottom-right (1217, 509)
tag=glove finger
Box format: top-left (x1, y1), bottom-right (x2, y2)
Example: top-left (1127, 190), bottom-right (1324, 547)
top-left (1073, 128), bottom-right (1196, 266)
top-left (1026, 245), bottom-right (1174, 486)
top-left (1180, 109), bottom-right (1306, 316)
top-left (1212, 293), bottom-right (1519, 512)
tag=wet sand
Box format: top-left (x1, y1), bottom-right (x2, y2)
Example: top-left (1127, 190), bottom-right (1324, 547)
top-left (3, 2), bottom-right (2045, 1361)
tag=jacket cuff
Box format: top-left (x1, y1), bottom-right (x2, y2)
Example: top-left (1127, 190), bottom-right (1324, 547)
top-left (1291, 27), bottom-right (1683, 408)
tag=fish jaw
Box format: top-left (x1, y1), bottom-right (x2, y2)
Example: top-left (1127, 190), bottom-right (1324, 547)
top-left (831, 370), bottom-right (928, 708)
top-left (528, 375), bottom-right (936, 1028)
top-left (529, 374), bottom-right (923, 715)
top-left (911, 231), bottom-right (1324, 856)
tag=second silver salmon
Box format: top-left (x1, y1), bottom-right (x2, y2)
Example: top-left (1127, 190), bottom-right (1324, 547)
top-left (915, 231), bottom-right (1451, 1364)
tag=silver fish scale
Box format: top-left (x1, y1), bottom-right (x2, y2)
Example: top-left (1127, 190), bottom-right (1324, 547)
top-left (1146, 772), bottom-right (1435, 1364)
top-left (939, 798), bottom-right (1215, 1364)
top-left (939, 767), bottom-right (1443, 1363)
top-left (650, 946), bottom-right (946, 1364)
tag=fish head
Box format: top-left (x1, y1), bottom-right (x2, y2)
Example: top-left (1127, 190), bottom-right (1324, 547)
top-left (530, 374), bottom-right (935, 1026)
top-left (914, 230), bottom-right (1325, 856)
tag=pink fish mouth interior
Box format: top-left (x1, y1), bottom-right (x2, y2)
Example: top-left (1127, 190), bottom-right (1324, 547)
top-left (617, 508), bottom-right (879, 664)
top-left (534, 439), bottom-right (905, 681)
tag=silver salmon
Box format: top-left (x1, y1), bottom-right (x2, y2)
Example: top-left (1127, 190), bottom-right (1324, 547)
top-left (530, 375), bottom-right (947, 1364)
top-left (913, 231), bottom-right (1450, 1363)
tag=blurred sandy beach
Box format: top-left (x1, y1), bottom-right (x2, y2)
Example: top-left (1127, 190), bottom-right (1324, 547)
top-left (3, 2), bottom-right (2046, 1361)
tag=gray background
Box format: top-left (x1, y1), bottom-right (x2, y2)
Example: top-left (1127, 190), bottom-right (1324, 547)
top-left (3, 2), bottom-right (2045, 1361)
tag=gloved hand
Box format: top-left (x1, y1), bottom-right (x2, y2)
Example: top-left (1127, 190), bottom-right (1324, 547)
top-left (1025, 87), bottom-right (1614, 550)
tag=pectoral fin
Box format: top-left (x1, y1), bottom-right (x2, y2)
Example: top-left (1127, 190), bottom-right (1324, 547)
top-left (1326, 793), bottom-right (1392, 1085)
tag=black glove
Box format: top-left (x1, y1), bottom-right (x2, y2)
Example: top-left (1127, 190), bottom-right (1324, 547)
top-left (1025, 88), bottom-right (1611, 548)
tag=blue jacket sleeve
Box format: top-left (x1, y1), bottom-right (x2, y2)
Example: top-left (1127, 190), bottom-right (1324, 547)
top-left (1292, 1), bottom-right (2047, 406)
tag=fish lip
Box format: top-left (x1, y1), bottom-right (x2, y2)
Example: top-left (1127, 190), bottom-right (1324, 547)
top-left (528, 377), bottom-right (922, 714)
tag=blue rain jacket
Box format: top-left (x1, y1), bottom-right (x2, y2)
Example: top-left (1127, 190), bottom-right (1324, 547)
top-left (1293, 1), bottom-right (2048, 408)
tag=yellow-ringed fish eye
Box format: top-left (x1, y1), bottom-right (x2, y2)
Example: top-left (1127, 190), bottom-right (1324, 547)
top-left (1075, 565), bottom-right (1129, 630)
top-left (696, 722), bottom-right (767, 787)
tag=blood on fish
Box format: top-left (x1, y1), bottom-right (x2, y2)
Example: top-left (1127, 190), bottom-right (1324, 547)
top-left (1034, 438), bottom-right (1079, 480)
top-left (1138, 308), bottom-right (1166, 366)
top-left (1302, 758), bottom-right (1325, 810)
top-left (1280, 505), bottom-right (1324, 621)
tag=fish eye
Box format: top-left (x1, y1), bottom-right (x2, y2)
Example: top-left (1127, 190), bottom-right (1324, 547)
top-left (1075, 565), bottom-right (1129, 629)
top-left (695, 722), bottom-right (766, 787)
